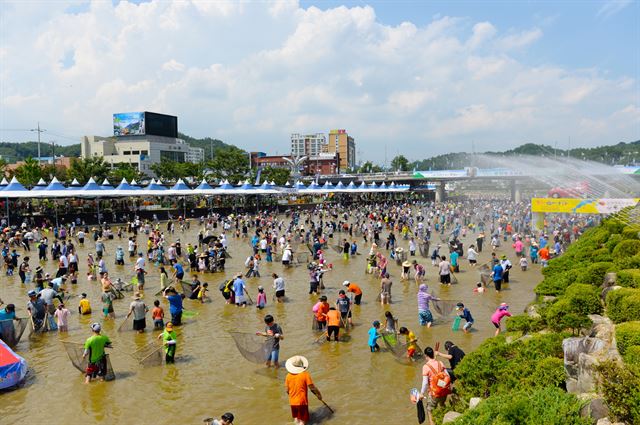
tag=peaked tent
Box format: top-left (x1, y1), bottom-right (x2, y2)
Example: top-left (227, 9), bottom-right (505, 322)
top-left (31, 178), bottom-right (48, 191)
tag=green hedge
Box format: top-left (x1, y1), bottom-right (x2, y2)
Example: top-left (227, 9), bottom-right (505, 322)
top-left (617, 269), bottom-right (640, 288)
top-left (535, 270), bottom-right (576, 296)
top-left (564, 283), bottom-right (603, 315)
top-left (606, 234), bottom-right (623, 252)
top-left (597, 361), bottom-right (640, 424)
top-left (576, 262), bottom-right (614, 286)
top-left (591, 247), bottom-right (613, 263)
top-left (606, 288), bottom-right (640, 323)
top-left (506, 314), bottom-right (544, 334)
top-left (616, 254), bottom-right (640, 270)
top-left (621, 227), bottom-right (640, 240)
top-left (612, 240), bottom-right (640, 263)
top-left (616, 321), bottom-right (640, 356)
top-left (451, 387), bottom-right (590, 425)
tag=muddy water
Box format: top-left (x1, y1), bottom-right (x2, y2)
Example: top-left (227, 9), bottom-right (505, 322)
top-left (1, 222), bottom-right (542, 424)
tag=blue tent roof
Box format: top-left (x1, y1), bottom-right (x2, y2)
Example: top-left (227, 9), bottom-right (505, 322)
top-left (129, 179), bottom-right (142, 189)
top-left (67, 178), bottom-right (82, 190)
top-left (346, 181), bottom-right (357, 190)
top-left (218, 180), bottom-right (235, 190)
top-left (0, 178), bottom-right (8, 189)
top-left (307, 182), bottom-right (321, 190)
top-left (3, 177), bottom-right (29, 192)
top-left (81, 177), bottom-right (102, 191)
top-left (239, 180), bottom-right (254, 191)
top-left (195, 179), bottom-right (214, 191)
top-left (31, 178), bottom-right (48, 191)
top-left (357, 182), bottom-right (368, 190)
top-left (114, 179), bottom-right (134, 191)
top-left (170, 179), bottom-right (191, 191)
top-left (145, 179), bottom-right (167, 191)
top-left (322, 181), bottom-right (334, 189)
top-left (334, 181), bottom-right (346, 190)
top-left (44, 177), bottom-right (67, 191)
top-left (100, 179), bottom-right (114, 190)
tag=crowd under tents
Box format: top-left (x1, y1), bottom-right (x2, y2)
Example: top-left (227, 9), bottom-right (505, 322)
top-left (0, 177), bottom-right (411, 199)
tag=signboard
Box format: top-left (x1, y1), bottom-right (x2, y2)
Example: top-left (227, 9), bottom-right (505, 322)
top-left (531, 198), bottom-right (640, 214)
top-left (113, 112), bottom-right (145, 136)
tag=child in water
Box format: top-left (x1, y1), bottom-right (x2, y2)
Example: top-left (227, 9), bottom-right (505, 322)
top-left (519, 256), bottom-right (528, 271)
top-left (384, 311), bottom-right (398, 333)
top-left (368, 321), bottom-right (381, 352)
top-left (473, 282), bottom-right (486, 294)
top-left (78, 293), bottom-right (92, 314)
top-left (152, 300), bottom-right (164, 329)
top-left (256, 286), bottom-right (267, 309)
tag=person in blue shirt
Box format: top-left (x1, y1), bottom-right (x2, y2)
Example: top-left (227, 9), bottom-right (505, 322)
top-left (173, 262), bottom-right (184, 283)
top-left (233, 275), bottom-right (247, 307)
top-left (0, 303), bottom-right (17, 321)
top-left (455, 303), bottom-right (474, 333)
top-left (539, 236), bottom-right (547, 249)
top-left (350, 241), bottom-right (358, 256)
top-left (491, 262), bottom-right (504, 292)
top-left (450, 250), bottom-right (459, 273)
top-left (368, 320), bottom-right (381, 352)
top-left (163, 287), bottom-right (184, 325)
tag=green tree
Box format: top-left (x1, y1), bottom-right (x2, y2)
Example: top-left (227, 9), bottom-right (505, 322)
top-left (110, 163), bottom-right (144, 183)
top-left (150, 160), bottom-right (178, 181)
top-left (68, 157), bottom-right (110, 183)
top-left (207, 147), bottom-right (249, 183)
top-left (13, 157), bottom-right (45, 187)
top-left (390, 155), bottom-right (410, 171)
top-left (358, 161), bottom-right (383, 173)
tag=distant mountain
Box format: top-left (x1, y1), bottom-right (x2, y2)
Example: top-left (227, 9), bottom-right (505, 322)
top-left (177, 132), bottom-right (236, 160)
top-left (410, 141), bottom-right (640, 171)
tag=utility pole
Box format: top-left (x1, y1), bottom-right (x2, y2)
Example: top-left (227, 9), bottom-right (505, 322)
top-left (568, 136), bottom-right (571, 160)
top-left (30, 122), bottom-right (46, 163)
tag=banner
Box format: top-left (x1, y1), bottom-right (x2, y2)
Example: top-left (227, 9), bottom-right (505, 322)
top-left (531, 198), bottom-right (640, 214)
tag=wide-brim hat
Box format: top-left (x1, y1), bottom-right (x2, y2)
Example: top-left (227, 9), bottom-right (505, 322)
top-left (285, 355), bottom-right (309, 374)
top-left (402, 261), bottom-right (411, 267)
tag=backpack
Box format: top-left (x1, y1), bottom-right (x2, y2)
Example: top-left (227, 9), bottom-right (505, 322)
top-left (427, 362), bottom-right (451, 398)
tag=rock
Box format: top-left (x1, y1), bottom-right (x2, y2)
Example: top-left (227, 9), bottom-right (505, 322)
top-left (580, 397), bottom-right (610, 421)
top-left (469, 397), bottom-right (482, 410)
top-left (603, 273), bottom-right (617, 287)
top-left (563, 338), bottom-right (606, 394)
top-left (542, 296), bottom-right (557, 303)
top-left (526, 304), bottom-right (541, 319)
top-left (596, 418), bottom-right (612, 425)
top-left (442, 411), bottom-right (463, 423)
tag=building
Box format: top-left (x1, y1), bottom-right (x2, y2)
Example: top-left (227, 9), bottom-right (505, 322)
top-left (325, 129), bottom-right (355, 172)
top-left (291, 133), bottom-right (326, 158)
top-left (81, 112), bottom-right (204, 177)
top-left (253, 153), bottom-right (340, 177)
top-left (252, 155), bottom-right (291, 169)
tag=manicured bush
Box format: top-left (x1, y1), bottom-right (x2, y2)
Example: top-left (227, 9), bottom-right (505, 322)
top-left (451, 387), bottom-right (590, 425)
top-left (564, 283), bottom-right (603, 315)
top-left (604, 219), bottom-right (625, 235)
top-left (591, 247), bottom-right (613, 263)
top-left (576, 262), bottom-right (614, 286)
top-left (616, 254), bottom-right (640, 270)
top-left (535, 270), bottom-right (576, 296)
top-left (506, 314), bottom-right (544, 334)
top-left (616, 321), bottom-right (640, 356)
top-left (623, 346), bottom-right (640, 366)
top-left (597, 361), bottom-right (640, 424)
top-left (616, 269), bottom-right (640, 288)
top-left (612, 240), bottom-right (640, 263)
top-left (606, 288), bottom-right (640, 323)
top-left (606, 234), bottom-right (623, 252)
top-left (528, 357), bottom-right (566, 388)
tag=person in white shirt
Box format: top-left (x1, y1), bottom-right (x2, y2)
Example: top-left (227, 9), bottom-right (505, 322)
top-left (273, 273), bottom-right (286, 302)
top-left (135, 253), bottom-right (146, 289)
top-left (438, 256), bottom-right (451, 286)
top-left (467, 245), bottom-right (478, 266)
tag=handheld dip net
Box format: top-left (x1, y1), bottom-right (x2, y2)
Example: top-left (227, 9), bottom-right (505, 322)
top-left (61, 340), bottom-right (115, 381)
top-left (130, 342), bottom-right (164, 367)
top-left (0, 318), bottom-right (28, 348)
top-left (229, 332), bottom-right (273, 364)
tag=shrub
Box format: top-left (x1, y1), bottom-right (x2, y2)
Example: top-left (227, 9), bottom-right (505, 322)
top-left (564, 283), bottom-right (603, 315)
top-left (451, 387), bottom-right (590, 425)
top-left (612, 240), bottom-right (640, 263)
top-left (616, 269), bottom-right (640, 288)
top-left (506, 314), bottom-right (544, 334)
top-left (597, 361), bottom-right (640, 424)
top-left (616, 321), bottom-right (640, 356)
top-left (616, 254), bottom-right (640, 270)
top-left (621, 227), bottom-right (640, 240)
top-left (606, 234), bottom-right (623, 252)
top-left (606, 288), bottom-right (640, 323)
top-left (576, 262), bottom-right (614, 286)
top-left (604, 219), bottom-right (625, 235)
top-left (535, 271), bottom-right (576, 296)
top-left (528, 357), bottom-right (566, 388)
top-left (624, 346), bottom-right (640, 366)
top-left (591, 247), bottom-right (613, 263)
top-left (545, 299), bottom-right (593, 334)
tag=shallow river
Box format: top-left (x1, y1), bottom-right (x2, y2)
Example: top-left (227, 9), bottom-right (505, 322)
top-left (1, 220), bottom-right (542, 424)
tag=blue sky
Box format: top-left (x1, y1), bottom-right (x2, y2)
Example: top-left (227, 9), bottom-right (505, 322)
top-left (0, 0), bottom-right (638, 162)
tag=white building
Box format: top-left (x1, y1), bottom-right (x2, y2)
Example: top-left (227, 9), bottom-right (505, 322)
top-left (291, 133), bottom-right (326, 158)
top-left (81, 134), bottom-right (205, 177)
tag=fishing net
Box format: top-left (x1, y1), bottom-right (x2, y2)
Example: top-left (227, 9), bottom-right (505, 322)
top-left (0, 318), bottom-right (28, 348)
top-left (61, 340), bottom-right (115, 381)
top-left (179, 281), bottom-right (195, 299)
top-left (273, 252), bottom-right (283, 262)
top-left (296, 252), bottom-right (309, 263)
top-left (229, 332), bottom-right (273, 364)
top-left (331, 244), bottom-right (342, 254)
top-left (418, 242), bottom-right (429, 258)
top-left (381, 332), bottom-right (406, 358)
top-left (309, 404), bottom-right (334, 424)
top-left (479, 264), bottom-right (492, 286)
top-left (431, 300), bottom-right (458, 318)
top-left (131, 342), bottom-right (164, 367)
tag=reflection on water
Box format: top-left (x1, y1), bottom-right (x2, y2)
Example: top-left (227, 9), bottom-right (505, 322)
top-left (0, 220), bottom-right (542, 424)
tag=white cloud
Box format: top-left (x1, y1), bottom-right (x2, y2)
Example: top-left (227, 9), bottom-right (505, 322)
top-left (0, 1), bottom-right (637, 162)
top-left (597, 0), bottom-right (632, 18)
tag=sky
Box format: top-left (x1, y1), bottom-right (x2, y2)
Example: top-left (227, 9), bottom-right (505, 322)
top-left (0, 0), bottom-right (638, 164)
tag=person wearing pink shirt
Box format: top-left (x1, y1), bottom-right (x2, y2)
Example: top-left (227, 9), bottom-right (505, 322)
top-left (54, 303), bottom-right (71, 332)
top-left (513, 239), bottom-right (524, 257)
top-left (491, 303), bottom-right (511, 336)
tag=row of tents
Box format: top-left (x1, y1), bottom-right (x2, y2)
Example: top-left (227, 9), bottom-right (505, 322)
top-left (0, 177), bottom-right (411, 198)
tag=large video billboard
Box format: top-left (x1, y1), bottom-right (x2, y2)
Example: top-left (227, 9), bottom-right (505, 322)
top-left (113, 112), bottom-right (145, 136)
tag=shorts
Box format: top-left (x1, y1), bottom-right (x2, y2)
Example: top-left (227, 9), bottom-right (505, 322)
top-left (440, 274), bottom-right (451, 284)
top-left (417, 270), bottom-right (425, 277)
top-left (235, 294), bottom-right (246, 305)
top-left (103, 305), bottom-right (114, 316)
top-left (370, 343), bottom-right (380, 352)
top-left (354, 294), bottom-right (362, 305)
top-left (463, 321), bottom-right (473, 331)
top-left (340, 311), bottom-right (352, 319)
top-left (86, 356), bottom-right (107, 378)
top-left (492, 321), bottom-right (500, 328)
top-left (222, 291), bottom-right (231, 300)
top-left (290, 405), bottom-right (310, 423)
top-left (427, 395), bottom-right (447, 411)
top-left (275, 290), bottom-right (285, 298)
top-left (176, 273), bottom-right (184, 281)
top-left (419, 309), bottom-right (433, 325)
top-left (133, 318), bottom-right (146, 331)
top-left (407, 347), bottom-right (416, 358)
top-left (282, 260), bottom-right (290, 266)
top-left (469, 259), bottom-right (477, 264)
top-left (266, 348), bottom-right (279, 363)
top-left (154, 319), bottom-right (164, 329)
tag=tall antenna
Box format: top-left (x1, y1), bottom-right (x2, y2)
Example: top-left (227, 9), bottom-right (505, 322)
top-left (30, 122), bottom-right (46, 163)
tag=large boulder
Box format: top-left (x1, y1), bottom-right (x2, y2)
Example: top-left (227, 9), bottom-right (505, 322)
top-left (579, 396), bottom-right (610, 421)
top-left (469, 397), bottom-right (482, 410)
top-left (442, 411), bottom-right (463, 423)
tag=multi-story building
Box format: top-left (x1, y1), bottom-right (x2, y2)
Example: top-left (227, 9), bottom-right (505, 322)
top-left (291, 133), bottom-right (326, 158)
top-left (81, 112), bottom-right (204, 177)
top-left (252, 153), bottom-right (340, 177)
top-left (325, 129), bottom-right (355, 172)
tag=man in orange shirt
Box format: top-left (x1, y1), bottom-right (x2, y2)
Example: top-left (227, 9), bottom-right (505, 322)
top-left (539, 246), bottom-right (550, 267)
top-left (315, 296), bottom-right (330, 331)
top-left (343, 280), bottom-right (363, 305)
top-left (285, 355), bottom-right (323, 425)
top-left (324, 307), bottom-right (341, 342)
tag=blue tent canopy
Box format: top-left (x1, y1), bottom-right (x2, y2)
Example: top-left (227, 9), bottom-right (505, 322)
top-left (45, 177), bottom-right (67, 191)
top-left (145, 179), bottom-right (168, 192)
top-left (114, 178), bottom-right (134, 191)
top-left (218, 180), bottom-right (235, 190)
top-left (31, 178), bottom-right (48, 191)
top-left (239, 180), bottom-right (254, 191)
top-left (195, 179), bottom-right (214, 191)
top-left (170, 179), bottom-right (191, 191)
top-left (81, 177), bottom-right (102, 191)
top-left (100, 179), bottom-right (114, 190)
top-left (0, 178), bottom-right (8, 189)
top-left (129, 179), bottom-right (142, 190)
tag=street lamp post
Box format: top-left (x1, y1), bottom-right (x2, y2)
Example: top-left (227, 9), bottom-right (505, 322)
top-left (30, 122), bottom-right (46, 163)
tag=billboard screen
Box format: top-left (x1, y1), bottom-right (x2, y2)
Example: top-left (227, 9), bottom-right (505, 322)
top-left (113, 112), bottom-right (145, 136)
top-left (145, 112), bottom-right (178, 138)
